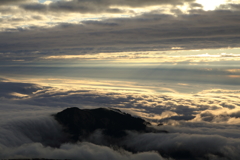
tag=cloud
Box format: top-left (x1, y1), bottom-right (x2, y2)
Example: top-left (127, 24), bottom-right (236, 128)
top-left (0, 79), bottom-right (239, 124)
top-left (192, 108), bottom-right (240, 124)
top-left (1, 9), bottom-right (240, 56)
top-left (122, 132), bottom-right (240, 160)
top-left (20, 0), bottom-right (195, 13)
top-left (0, 113), bottom-right (67, 148)
top-left (0, 0), bottom-right (32, 5)
top-left (1, 1), bottom-right (240, 159)
top-left (0, 99), bottom-right (167, 159)
top-left (0, 81), bottom-right (43, 99)
top-left (20, 1), bottom-right (123, 14)
top-left (218, 3), bottom-right (240, 11)
top-left (198, 89), bottom-right (240, 94)
top-left (0, 79), bottom-right (240, 159)
top-left (0, 142), bottom-right (166, 160)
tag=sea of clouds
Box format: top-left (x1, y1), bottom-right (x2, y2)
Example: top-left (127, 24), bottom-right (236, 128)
top-left (1, 79), bottom-right (240, 160)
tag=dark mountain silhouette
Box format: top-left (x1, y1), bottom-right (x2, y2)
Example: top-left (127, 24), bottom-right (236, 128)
top-left (54, 107), bottom-right (151, 141)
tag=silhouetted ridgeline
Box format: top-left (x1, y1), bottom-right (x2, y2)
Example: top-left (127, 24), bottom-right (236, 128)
top-left (54, 107), bottom-right (152, 141)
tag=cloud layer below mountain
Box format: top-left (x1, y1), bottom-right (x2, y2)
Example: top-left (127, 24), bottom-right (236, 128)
top-left (0, 79), bottom-right (240, 159)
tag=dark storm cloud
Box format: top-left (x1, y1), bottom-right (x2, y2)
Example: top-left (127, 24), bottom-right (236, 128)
top-left (1, 9), bottom-right (240, 58)
top-left (20, 0), bottom-right (194, 13)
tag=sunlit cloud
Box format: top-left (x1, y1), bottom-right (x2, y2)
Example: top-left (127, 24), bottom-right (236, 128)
top-left (41, 49), bottom-right (240, 64)
top-left (171, 47), bottom-right (184, 50)
top-left (198, 89), bottom-right (240, 94)
top-left (226, 69), bottom-right (240, 73)
top-left (10, 92), bottom-right (29, 98)
top-left (228, 75), bottom-right (240, 78)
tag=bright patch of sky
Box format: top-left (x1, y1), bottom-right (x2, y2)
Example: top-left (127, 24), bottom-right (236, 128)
top-left (38, 0), bottom-right (59, 3)
top-left (196, 0), bottom-right (229, 10)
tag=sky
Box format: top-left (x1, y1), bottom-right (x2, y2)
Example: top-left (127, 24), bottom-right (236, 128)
top-left (1, 0), bottom-right (240, 159)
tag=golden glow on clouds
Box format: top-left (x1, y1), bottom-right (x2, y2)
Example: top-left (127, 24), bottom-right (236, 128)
top-left (228, 75), bottom-right (240, 78)
top-left (177, 83), bottom-right (189, 86)
top-left (10, 92), bottom-right (29, 98)
top-left (2, 76), bottom-right (240, 124)
top-left (4, 77), bottom-right (165, 94)
top-left (198, 89), bottom-right (240, 94)
top-left (0, 6), bottom-right (135, 31)
top-left (42, 48), bottom-right (240, 64)
top-left (226, 69), bottom-right (240, 73)
top-left (171, 47), bottom-right (184, 50)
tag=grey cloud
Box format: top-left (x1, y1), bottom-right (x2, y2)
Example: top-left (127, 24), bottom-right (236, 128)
top-left (1, 109), bottom-right (240, 160)
top-left (20, 0), bottom-right (194, 13)
top-left (160, 122), bottom-right (240, 139)
top-left (230, 111), bottom-right (240, 118)
top-left (0, 102), bottom-right (167, 159)
top-left (229, 4), bottom-right (240, 10)
top-left (218, 3), bottom-right (240, 11)
top-left (21, 3), bottom-right (47, 12)
top-left (198, 110), bottom-right (240, 123)
top-left (1, 9), bottom-right (240, 56)
top-left (0, 81), bottom-right (43, 99)
top-left (220, 102), bottom-right (236, 109)
top-left (0, 77), bottom-right (7, 82)
top-left (123, 132), bottom-right (240, 160)
top-left (190, 2), bottom-right (203, 8)
top-left (0, 114), bottom-right (67, 147)
top-left (200, 111), bottom-right (215, 121)
top-left (0, 0), bottom-right (31, 5)
top-left (159, 115), bottom-right (196, 122)
top-left (0, 142), bottom-right (165, 160)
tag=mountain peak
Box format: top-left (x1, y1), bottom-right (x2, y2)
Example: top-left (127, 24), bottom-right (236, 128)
top-left (54, 107), bottom-right (149, 141)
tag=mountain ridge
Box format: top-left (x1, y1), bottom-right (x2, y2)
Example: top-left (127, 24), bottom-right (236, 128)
top-left (53, 107), bottom-right (151, 141)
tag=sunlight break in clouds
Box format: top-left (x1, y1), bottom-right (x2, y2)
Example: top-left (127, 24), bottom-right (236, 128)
top-left (196, 0), bottom-right (227, 10)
